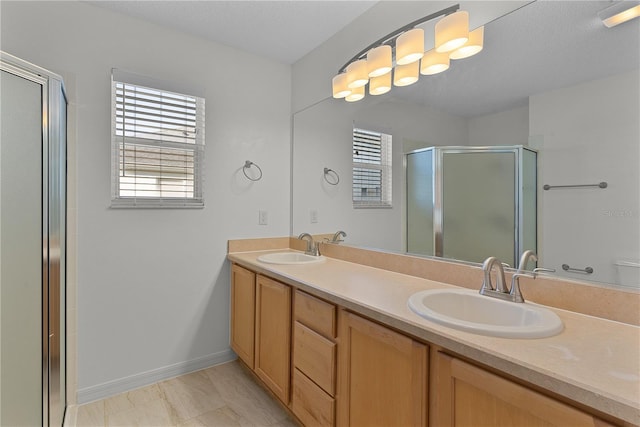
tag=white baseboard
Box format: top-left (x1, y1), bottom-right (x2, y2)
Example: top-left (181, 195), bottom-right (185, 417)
top-left (76, 349), bottom-right (236, 404)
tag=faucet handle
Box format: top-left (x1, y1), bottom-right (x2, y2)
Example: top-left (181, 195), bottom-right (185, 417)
top-left (509, 272), bottom-right (535, 303)
top-left (330, 230), bottom-right (347, 243)
top-left (532, 267), bottom-right (556, 277)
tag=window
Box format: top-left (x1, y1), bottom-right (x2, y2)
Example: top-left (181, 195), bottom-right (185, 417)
top-left (352, 128), bottom-right (392, 208)
top-left (111, 78), bottom-right (205, 208)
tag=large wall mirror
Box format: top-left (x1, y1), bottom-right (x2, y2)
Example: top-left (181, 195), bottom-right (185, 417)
top-left (292, 1), bottom-right (639, 288)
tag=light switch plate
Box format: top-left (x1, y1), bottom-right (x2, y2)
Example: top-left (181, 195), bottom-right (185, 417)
top-left (310, 209), bottom-right (318, 223)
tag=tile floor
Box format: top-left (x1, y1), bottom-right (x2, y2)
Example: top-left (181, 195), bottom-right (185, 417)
top-left (75, 360), bottom-right (299, 427)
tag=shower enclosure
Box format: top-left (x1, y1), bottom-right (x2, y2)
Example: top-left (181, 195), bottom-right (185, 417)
top-left (1, 52), bottom-right (67, 426)
top-left (406, 145), bottom-right (537, 267)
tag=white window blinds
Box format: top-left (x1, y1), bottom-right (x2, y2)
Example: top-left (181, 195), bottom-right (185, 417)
top-left (111, 78), bottom-right (205, 208)
top-left (352, 128), bottom-right (392, 208)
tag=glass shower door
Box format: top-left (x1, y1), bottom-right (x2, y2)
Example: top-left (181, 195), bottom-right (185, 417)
top-left (1, 54), bottom-right (67, 426)
top-left (441, 151), bottom-right (516, 266)
top-left (0, 69), bottom-right (44, 427)
top-left (406, 149), bottom-right (435, 256)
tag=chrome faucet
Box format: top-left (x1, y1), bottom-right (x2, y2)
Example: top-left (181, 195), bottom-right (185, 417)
top-left (480, 256), bottom-right (508, 294)
top-left (517, 250), bottom-right (538, 273)
top-left (480, 256), bottom-right (534, 303)
top-left (330, 230), bottom-right (347, 243)
top-left (517, 250), bottom-right (556, 277)
top-left (298, 233), bottom-right (320, 256)
top-left (481, 254), bottom-right (555, 303)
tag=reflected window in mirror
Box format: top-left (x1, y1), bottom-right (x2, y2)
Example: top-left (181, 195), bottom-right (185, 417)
top-left (352, 128), bottom-right (392, 208)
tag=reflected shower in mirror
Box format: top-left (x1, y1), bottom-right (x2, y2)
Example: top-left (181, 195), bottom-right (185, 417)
top-left (292, 1), bottom-right (640, 288)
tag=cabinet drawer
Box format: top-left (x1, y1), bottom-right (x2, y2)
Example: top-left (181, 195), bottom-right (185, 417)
top-left (291, 368), bottom-right (334, 427)
top-left (294, 290), bottom-right (336, 339)
top-left (293, 321), bottom-right (336, 396)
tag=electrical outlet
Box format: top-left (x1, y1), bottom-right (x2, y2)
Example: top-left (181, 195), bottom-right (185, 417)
top-left (259, 210), bottom-right (268, 225)
top-left (310, 209), bottom-right (318, 223)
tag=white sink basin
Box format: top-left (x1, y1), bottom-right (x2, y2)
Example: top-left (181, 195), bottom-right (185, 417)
top-left (257, 252), bottom-right (326, 265)
top-left (408, 288), bottom-right (563, 339)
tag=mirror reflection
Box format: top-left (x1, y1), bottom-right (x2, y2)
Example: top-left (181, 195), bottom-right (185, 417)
top-left (292, 1), bottom-right (639, 288)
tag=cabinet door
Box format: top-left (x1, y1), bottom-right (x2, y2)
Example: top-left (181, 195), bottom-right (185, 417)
top-left (432, 351), bottom-right (616, 427)
top-left (255, 275), bottom-right (291, 403)
top-left (230, 264), bottom-right (256, 368)
top-left (337, 311), bottom-right (428, 427)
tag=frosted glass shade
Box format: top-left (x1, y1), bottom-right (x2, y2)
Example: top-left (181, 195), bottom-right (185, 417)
top-left (345, 85), bottom-right (365, 102)
top-left (367, 45), bottom-right (393, 77)
top-left (394, 61), bottom-right (419, 87)
top-left (346, 60), bottom-right (369, 89)
top-left (420, 50), bottom-right (450, 75)
top-left (396, 28), bottom-right (425, 65)
top-left (332, 73), bottom-right (351, 98)
top-left (450, 26), bottom-right (484, 59)
top-left (369, 72), bottom-right (391, 95)
top-left (435, 10), bottom-right (469, 53)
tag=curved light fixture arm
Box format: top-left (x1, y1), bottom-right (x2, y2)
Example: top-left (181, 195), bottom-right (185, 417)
top-left (337, 4), bottom-right (460, 73)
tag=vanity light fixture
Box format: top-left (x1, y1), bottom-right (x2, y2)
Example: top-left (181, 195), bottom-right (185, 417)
top-left (332, 4), bottom-right (485, 102)
top-left (369, 72), bottom-right (392, 95)
top-left (345, 85), bottom-right (365, 102)
top-left (396, 28), bottom-right (425, 65)
top-left (346, 59), bottom-right (369, 89)
top-left (450, 26), bottom-right (485, 59)
top-left (598, 1), bottom-right (640, 27)
top-left (332, 73), bottom-right (351, 98)
top-left (420, 49), bottom-right (450, 75)
top-left (367, 45), bottom-right (393, 77)
top-left (394, 61), bottom-right (420, 86)
top-left (435, 10), bottom-right (469, 53)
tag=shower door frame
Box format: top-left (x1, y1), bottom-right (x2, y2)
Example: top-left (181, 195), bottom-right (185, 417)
top-left (1, 52), bottom-right (67, 426)
top-left (405, 145), bottom-right (536, 266)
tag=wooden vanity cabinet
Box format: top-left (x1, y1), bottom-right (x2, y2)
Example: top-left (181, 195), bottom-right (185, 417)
top-left (291, 290), bottom-right (337, 427)
top-left (231, 263), bottom-right (623, 427)
top-left (230, 264), bottom-right (256, 368)
top-left (230, 265), bottom-right (291, 404)
top-left (432, 351), bottom-right (616, 427)
top-left (254, 274), bottom-right (291, 403)
top-left (337, 310), bottom-right (428, 427)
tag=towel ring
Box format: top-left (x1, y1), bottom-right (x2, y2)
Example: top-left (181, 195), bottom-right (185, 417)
top-left (243, 160), bottom-right (263, 181)
top-left (324, 167), bottom-right (339, 185)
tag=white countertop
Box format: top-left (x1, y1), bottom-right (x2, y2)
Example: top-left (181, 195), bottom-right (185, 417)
top-left (228, 250), bottom-right (640, 425)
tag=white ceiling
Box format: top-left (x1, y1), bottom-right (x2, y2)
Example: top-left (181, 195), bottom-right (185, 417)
top-left (87, 0), bottom-right (378, 64)
top-left (392, 0), bottom-right (640, 117)
top-left (86, 1), bottom-right (639, 116)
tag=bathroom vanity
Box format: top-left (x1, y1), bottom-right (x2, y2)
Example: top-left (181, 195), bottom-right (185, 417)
top-left (227, 240), bottom-right (639, 427)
